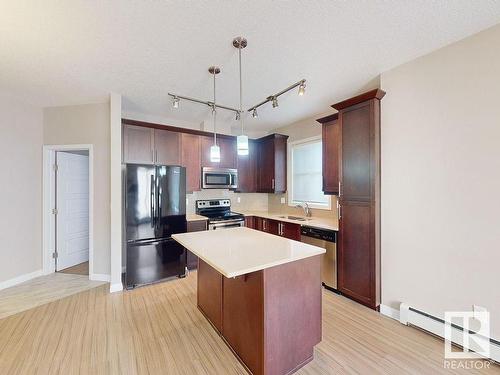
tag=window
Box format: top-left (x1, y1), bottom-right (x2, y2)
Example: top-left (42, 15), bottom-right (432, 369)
top-left (288, 136), bottom-right (330, 209)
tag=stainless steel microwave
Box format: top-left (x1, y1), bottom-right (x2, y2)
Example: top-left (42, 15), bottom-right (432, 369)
top-left (202, 167), bottom-right (238, 189)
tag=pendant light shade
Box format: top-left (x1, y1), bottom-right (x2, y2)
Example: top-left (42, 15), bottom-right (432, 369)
top-left (237, 135), bottom-right (249, 156)
top-left (210, 144), bottom-right (221, 162)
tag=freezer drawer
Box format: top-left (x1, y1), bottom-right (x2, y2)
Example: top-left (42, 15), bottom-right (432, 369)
top-left (126, 238), bottom-right (186, 289)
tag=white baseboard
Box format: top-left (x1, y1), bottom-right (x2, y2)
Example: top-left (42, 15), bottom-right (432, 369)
top-left (0, 269), bottom-right (43, 291)
top-left (110, 282), bottom-right (123, 293)
top-left (90, 273), bottom-right (111, 282)
top-left (400, 303), bottom-right (500, 363)
top-left (380, 304), bottom-right (400, 321)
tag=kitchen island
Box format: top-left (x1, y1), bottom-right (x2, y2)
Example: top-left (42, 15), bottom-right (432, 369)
top-left (172, 227), bottom-right (325, 375)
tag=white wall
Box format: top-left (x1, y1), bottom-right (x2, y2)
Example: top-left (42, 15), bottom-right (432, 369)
top-left (381, 24), bottom-right (500, 338)
top-left (0, 93), bottom-right (43, 284)
top-left (43, 103), bottom-right (111, 276)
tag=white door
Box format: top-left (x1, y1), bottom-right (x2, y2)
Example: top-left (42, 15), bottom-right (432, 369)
top-left (56, 152), bottom-right (89, 271)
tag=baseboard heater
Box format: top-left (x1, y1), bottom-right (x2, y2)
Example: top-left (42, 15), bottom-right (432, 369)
top-left (399, 303), bottom-right (500, 363)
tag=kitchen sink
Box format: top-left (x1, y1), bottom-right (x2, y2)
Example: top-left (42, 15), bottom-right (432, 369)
top-left (278, 215), bottom-right (310, 221)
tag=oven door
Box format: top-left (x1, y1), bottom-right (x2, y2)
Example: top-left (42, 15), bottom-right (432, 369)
top-left (202, 168), bottom-right (238, 189)
top-left (209, 219), bottom-right (245, 230)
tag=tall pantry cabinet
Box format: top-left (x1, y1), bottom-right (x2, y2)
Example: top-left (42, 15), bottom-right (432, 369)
top-left (332, 89), bottom-right (385, 310)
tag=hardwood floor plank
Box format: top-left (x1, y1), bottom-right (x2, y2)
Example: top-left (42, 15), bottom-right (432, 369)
top-left (0, 272), bottom-right (497, 375)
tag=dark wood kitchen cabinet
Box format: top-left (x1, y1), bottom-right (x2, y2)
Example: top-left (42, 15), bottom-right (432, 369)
top-left (279, 221), bottom-right (301, 241)
top-left (186, 219), bottom-right (208, 270)
top-left (332, 89), bottom-right (385, 310)
top-left (122, 124), bottom-right (155, 164)
top-left (316, 113), bottom-right (340, 195)
top-left (244, 216), bottom-right (255, 229)
top-left (235, 139), bottom-right (257, 193)
top-left (255, 217), bottom-right (278, 234)
top-left (181, 133), bottom-right (202, 192)
top-left (201, 136), bottom-right (237, 169)
top-left (154, 129), bottom-right (181, 165)
top-left (256, 134), bottom-right (288, 193)
top-left (123, 125), bottom-right (181, 165)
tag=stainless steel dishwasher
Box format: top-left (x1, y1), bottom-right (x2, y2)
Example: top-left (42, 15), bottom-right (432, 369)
top-left (301, 226), bottom-right (338, 292)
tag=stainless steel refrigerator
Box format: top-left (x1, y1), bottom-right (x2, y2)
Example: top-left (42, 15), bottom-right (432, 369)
top-left (125, 164), bottom-right (187, 289)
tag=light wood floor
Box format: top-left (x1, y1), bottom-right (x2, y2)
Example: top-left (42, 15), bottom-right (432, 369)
top-left (0, 273), bottom-right (105, 320)
top-left (0, 272), bottom-right (498, 375)
top-left (58, 261), bottom-right (89, 275)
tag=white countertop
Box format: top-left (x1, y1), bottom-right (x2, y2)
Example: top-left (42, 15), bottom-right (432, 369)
top-left (239, 210), bottom-right (339, 232)
top-left (172, 227), bottom-right (325, 278)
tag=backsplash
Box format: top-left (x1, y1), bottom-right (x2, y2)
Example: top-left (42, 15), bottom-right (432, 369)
top-left (186, 189), bottom-right (268, 214)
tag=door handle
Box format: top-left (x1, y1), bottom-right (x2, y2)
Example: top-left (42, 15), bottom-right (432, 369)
top-left (150, 175), bottom-right (155, 227)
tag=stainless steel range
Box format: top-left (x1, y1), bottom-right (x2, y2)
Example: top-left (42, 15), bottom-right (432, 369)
top-left (196, 199), bottom-right (245, 230)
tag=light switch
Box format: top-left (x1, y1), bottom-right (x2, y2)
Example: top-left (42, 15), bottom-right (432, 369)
top-left (280, 197), bottom-right (286, 204)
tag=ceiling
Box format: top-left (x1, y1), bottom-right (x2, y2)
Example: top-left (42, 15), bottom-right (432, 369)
top-left (2, 1), bottom-right (500, 133)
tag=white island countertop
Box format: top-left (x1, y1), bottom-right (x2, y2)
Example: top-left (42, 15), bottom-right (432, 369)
top-left (172, 227), bottom-right (325, 278)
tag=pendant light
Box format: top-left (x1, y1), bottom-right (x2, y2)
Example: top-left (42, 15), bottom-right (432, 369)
top-left (209, 66), bottom-right (221, 163)
top-left (234, 37), bottom-right (249, 156)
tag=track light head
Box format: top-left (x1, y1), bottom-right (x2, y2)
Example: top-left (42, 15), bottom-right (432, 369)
top-left (298, 81), bottom-right (306, 96)
top-left (172, 96), bottom-right (180, 108)
top-left (252, 108), bottom-right (258, 118)
top-left (272, 97), bottom-right (278, 108)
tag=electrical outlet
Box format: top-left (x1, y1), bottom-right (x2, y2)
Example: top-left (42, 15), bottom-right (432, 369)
top-left (186, 198), bottom-right (189, 205)
top-left (237, 197), bottom-right (241, 203)
top-left (280, 197), bottom-right (286, 204)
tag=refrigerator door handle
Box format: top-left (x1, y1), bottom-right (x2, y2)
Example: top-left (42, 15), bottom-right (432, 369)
top-left (150, 174), bottom-right (155, 228)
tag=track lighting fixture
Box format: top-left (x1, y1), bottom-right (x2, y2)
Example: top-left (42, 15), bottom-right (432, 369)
top-left (167, 37), bottom-right (307, 162)
top-left (209, 67), bottom-right (221, 163)
top-left (298, 81), bottom-right (306, 96)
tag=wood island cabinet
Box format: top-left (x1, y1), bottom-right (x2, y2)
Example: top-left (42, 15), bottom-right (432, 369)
top-left (256, 134), bottom-right (288, 193)
top-left (181, 133), bottom-right (201, 192)
top-left (332, 88), bottom-right (385, 310)
top-left (316, 113), bottom-right (340, 195)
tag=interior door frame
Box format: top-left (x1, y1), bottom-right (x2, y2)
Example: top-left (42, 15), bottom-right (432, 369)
top-left (42, 144), bottom-right (94, 280)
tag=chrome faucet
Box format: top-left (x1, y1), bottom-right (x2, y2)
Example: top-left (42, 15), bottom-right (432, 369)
top-left (296, 202), bottom-right (312, 218)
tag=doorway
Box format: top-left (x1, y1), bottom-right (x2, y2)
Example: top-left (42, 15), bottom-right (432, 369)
top-left (43, 145), bottom-right (94, 279)
top-left (55, 151), bottom-right (89, 275)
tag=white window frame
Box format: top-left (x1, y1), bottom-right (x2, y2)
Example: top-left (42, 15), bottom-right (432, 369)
top-left (287, 135), bottom-right (331, 210)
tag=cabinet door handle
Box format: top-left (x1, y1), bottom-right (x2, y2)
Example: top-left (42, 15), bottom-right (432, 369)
top-left (272, 178), bottom-right (275, 190)
top-left (263, 219), bottom-right (266, 231)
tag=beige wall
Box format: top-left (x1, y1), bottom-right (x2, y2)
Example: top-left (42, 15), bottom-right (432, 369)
top-left (44, 103), bottom-right (111, 276)
top-left (381, 24), bottom-right (500, 338)
top-left (0, 93), bottom-right (43, 284)
top-left (269, 116), bottom-right (338, 220)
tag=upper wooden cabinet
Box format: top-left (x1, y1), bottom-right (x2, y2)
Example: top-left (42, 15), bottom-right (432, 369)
top-left (122, 120), bottom-right (288, 195)
top-left (256, 134), bottom-right (288, 193)
top-left (154, 129), bottom-right (180, 165)
top-left (123, 124), bottom-right (180, 165)
top-left (201, 136), bottom-right (237, 169)
top-left (181, 133), bottom-right (201, 192)
top-left (235, 139), bottom-right (257, 193)
top-left (332, 88), bottom-right (385, 311)
top-left (316, 114), bottom-right (340, 195)
top-left (123, 125), bottom-right (155, 164)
